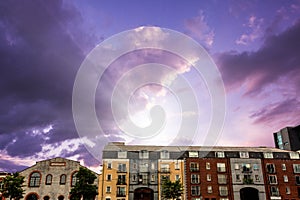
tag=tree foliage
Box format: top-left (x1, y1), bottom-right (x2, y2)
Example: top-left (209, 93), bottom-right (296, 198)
top-left (0, 172), bottom-right (25, 200)
top-left (70, 167), bottom-right (98, 200)
top-left (161, 179), bottom-right (183, 200)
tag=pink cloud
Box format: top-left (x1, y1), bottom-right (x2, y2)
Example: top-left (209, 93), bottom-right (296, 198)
top-left (184, 10), bottom-right (215, 47)
top-left (236, 15), bottom-right (264, 45)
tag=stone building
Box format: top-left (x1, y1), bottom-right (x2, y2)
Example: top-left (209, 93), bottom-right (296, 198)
top-left (19, 157), bottom-right (98, 200)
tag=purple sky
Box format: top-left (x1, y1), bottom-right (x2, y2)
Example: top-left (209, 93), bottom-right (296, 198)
top-left (0, 0), bottom-right (300, 173)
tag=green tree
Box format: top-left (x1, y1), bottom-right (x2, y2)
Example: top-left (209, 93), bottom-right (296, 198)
top-left (161, 179), bottom-right (183, 200)
top-left (0, 172), bottom-right (25, 200)
top-left (70, 167), bottom-right (98, 200)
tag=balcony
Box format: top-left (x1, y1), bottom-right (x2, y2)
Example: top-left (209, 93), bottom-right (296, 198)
top-left (117, 169), bottom-right (127, 173)
top-left (243, 178), bottom-right (254, 184)
top-left (160, 168), bottom-right (170, 173)
top-left (116, 192), bottom-right (126, 197)
top-left (117, 181), bottom-right (126, 185)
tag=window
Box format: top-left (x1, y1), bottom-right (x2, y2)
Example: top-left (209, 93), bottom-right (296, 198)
top-left (217, 163), bottom-right (226, 172)
top-left (264, 152), bottom-right (273, 158)
top-left (268, 175), bottom-right (277, 184)
top-left (45, 174), bottom-right (52, 185)
top-left (190, 162), bottom-right (199, 172)
top-left (293, 164), bottom-right (300, 173)
top-left (139, 162), bottom-right (148, 172)
top-left (286, 186), bottom-right (291, 194)
top-left (207, 174), bottom-right (211, 181)
top-left (133, 161), bottom-right (137, 169)
top-left (118, 151), bottom-right (127, 158)
top-left (218, 174), bottom-right (227, 184)
top-left (106, 186), bottom-right (111, 193)
top-left (132, 174), bottom-right (137, 181)
top-left (118, 163), bottom-right (126, 172)
top-left (175, 161), bottom-right (180, 170)
top-left (296, 176), bottom-right (300, 185)
top-left (234, 163), bottom-right (239, 170)
top-left (191, 174), bottom-right (200, 184)
top-left (282, 163), bottom-right (286, 171)
top-left (206, 162), bottom-right (210, 170)
top-left (151, 174), bottom-right (155, 182)
top-left (266, 163), bottom-right (276, 173)
top-left (175, 175), bottom-right (180, 181)
top-left (283, 175), bottom-right (288, 182)
top-left (207, 186), bottom-right (212, 193)
top-left (240, 152), bottom-right (249, 158)
top-left (242, 163), bottom-right (251, 172)
top-left (151, 162), bottom-right (155, 170)
top-left (161, 164), bottom-right (170, 172)
top-left (191, 186), bottom-right (200, 196)
top-left (255, 175), bottom-right (260, 182)
top-left (189, 151), bottom-right (199, 157)
top-left (290, 152), bottom-right (300, 159)
top-left (107, 162), bottom-right (112, 169)
top-left (105, 198), bottom-right (110, 200)
top-left (107, 174), bottom-right (112, 181)
top-left (140, 174), bottom-right (149, 184)
top-left (236, 174), bottom-right (241, 182)
top-left (29, 172), bottom-right (41, 187)
top-left (161, 150), bottom-right (169, 159)
top-left (216, 151), bottom-right (225, 158)
top-left (117, 187), bottom-right (126, 197)
top-left (117, 175), bottom-right (126, 185)
top-left (270, 186), bottom-right (279, 196)
top-left (253, 164), bottom-right (259, 171)
top-left (60, 174), bottom-right (66, 185)
top-left (243, 174), bottom-right (253, 184)
top-left (139, 150), bottom-right (149, 159)
top-left (161, 175), bottom-right (170, 182)
top-left (219, 186), bottom-right (228, 196)
top-left (71, 172), bottom-right (78, 187)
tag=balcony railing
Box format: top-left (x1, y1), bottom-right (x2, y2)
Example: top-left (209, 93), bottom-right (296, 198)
top-left (243, 178), bottom-right (254, 184)
top-left (160, 168), bottom-right (170, 173)
top-left (116, 192), bottom-right (126, 197)
top-left (117, 181), bottom-right (126, 185)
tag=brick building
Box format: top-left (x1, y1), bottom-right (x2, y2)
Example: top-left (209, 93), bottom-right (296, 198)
top-left (99, 142), bottom-right (300, 200)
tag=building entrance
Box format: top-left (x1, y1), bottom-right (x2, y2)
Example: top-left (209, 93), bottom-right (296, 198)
top-left (240, 187), bottom-right (259, 200)
top-left (134, 187), bottom-right (154, 200)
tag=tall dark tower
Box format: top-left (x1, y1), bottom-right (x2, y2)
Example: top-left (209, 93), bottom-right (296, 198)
top-left (274, 125), bottom-right (300, 151)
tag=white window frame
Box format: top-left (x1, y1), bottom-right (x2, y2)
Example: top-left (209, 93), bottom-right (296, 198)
top-left (219, 186), bottom-right (228, 196)
top-left (264, 152), bottom-right (273, 159)
top-left (217, 163), bottom-right (226, 172)
top-left (239, 152), bottom-right (249, 158)
top-left (207, 186), bottom-right (213, 193)
top-left (283, 175), bottom-right (288, 182)
top-left (207, 174), bottom-right (211, 181)
top-left (216, 151), bottom-right (225, 158)
top-left (118, 151), bottom-right (127, 158)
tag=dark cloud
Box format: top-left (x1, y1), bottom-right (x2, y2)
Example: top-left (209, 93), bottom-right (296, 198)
top-left (0, 159), bottom-right (28, 172)
top-left (250, 98), bottom-right (300, 127)
top-left (0, 0), bottom-right (99, 167)
top-left (217, 19), bottom-right (300, 95)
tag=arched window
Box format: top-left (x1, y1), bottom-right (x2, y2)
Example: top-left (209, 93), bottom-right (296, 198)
top-left (71, 172), bottom-right (78, 187)
top-left (58, 195), bottom-right (64, 200)
top-left (29, 172), bottom-right (41, 187)
top-left (45, 174), bottom-right (52, 185)
top-left (43, 196), bottom-right (50, 200)
top-left (26, 193), bottom-right (39, 200)
top-left (60, 174), bottom-right (66, 185)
